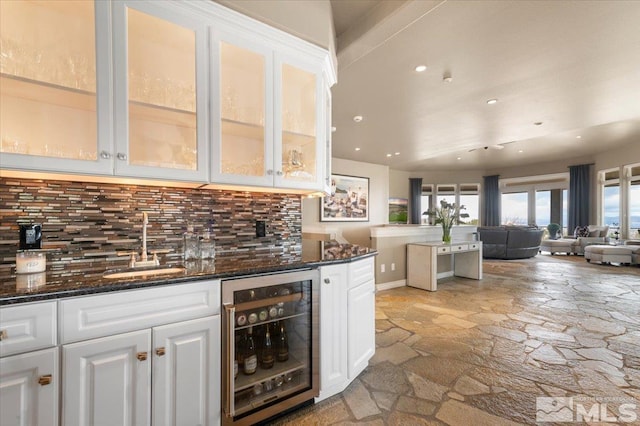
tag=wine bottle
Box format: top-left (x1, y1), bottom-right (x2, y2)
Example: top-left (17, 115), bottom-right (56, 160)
top-left (243, 327), bottom-right (257, 375)
top-left (276, 322), bottom-right (289, 362)
top-left (260, 323), bottom-right (275, 369)
top-left (236, 331), bottom-right (247, 369)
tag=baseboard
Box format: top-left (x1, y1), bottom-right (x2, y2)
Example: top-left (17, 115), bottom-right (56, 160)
top-left (376, 279), bottom-right (406, 291)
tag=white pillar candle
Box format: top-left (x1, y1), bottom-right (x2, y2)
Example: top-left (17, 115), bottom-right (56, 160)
top-left (15, 252), bottom-right (46, 274)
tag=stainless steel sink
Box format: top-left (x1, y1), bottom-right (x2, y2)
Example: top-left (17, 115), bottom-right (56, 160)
top-left (103, 267), bottom-right (185, 279)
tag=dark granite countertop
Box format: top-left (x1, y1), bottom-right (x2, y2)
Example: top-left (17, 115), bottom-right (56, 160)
top-left (0, 240), bottom-right (376, 305)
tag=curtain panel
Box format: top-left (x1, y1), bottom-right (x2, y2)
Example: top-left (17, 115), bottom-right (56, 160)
top-left (568, 164), bottom-right (591, 232)
top-left (409, 178), bottom-right (423, 224)
top-left (482, 175), bottom-right (500, 226)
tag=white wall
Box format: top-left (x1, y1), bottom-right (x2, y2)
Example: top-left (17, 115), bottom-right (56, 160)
top-left (389, 169), bottom-right (410, 199)
top-left (214, 0), bottom-right (337, 67)
top-left (302, 158), bottom-right (389, 247)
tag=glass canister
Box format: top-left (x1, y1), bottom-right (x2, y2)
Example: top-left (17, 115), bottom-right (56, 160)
top-left (183, 225), bottom-right (200, 261)
top-left (199, 230), bottom-right (215, 260)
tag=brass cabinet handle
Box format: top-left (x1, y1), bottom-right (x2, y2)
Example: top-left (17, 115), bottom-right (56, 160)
top-left (136, 352), bottom-right (148, 361)
top-left (0, 329), bottom-right (7, 341)
top-left (155, 347), bottom-right (166, 357)
top-left (38, 375), bottom-right (52, 386)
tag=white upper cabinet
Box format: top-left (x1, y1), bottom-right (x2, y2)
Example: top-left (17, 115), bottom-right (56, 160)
top-left (210, 30), bottom-right (274, 187)
top-left (210, 21), bottom-right (331, 192)
top-left (112, 0), bottom-right (209, 182)
top-left (275, 54), bottom-right (326, 191)
top-left (0, 0), bottom-right (335, 191)
top-left (0, 0), bottom-right (113, 175)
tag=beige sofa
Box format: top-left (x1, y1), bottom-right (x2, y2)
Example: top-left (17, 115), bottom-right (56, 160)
top-left (540, 225), bottom-right (609, 255)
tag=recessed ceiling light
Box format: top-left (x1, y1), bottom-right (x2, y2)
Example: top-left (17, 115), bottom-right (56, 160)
top-left (415, 65), bottom-right (427, 72)
top-left (331, 126), bottom-right (337, 133)
top-left (534, 121), bottom-right (543, 126)
top-left (457, 157), bottom-right (461, 160)
top-left (386, 154), bottom-right (392, 157)
top-left (518, 150), bottom-right (524, 153)
top-left (353, 115), bottom-right (363, 123)
top-left (576, 135), bottom-right (582, 139)
top-left (355, 147), bottom-right (361, 151)
top-left (394, 152), bottom-right (400, 156)
top-left (486, 99), bottom-right (498, 105)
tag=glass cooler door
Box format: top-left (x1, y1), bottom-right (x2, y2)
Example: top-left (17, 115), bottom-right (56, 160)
top-left (222, 269), bottom-right (319, 425)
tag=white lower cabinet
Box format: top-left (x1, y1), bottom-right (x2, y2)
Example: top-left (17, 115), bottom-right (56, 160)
top-left (59, 279), bottom-right (221, 426)
top-left (347, 279), bottom-right (375, 379)
top-left (0, 347), bottom-right (59, 426)
top-left (152, 316), bottom-right (220, 426)
top-left (62, 316), bottom-right (219, 426)
top-left (317, 257), bottom-right (375, 402)
top-left (317, 264), bottom-right (348, 401)
top-left (62, 330), bottom-right (151, 426)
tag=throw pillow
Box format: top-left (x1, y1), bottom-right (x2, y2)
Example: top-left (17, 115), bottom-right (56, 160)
top-left (574, 226), bottom-right (590, 238)
top-left (588, 229), bottom-right (600, 237)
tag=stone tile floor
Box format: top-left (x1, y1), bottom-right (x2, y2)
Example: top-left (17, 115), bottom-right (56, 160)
top-left (273, 255), bottom-right (640, 425)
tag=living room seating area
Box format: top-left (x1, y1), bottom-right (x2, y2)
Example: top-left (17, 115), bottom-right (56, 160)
top-left (539, 225), bottom-right (610, 255)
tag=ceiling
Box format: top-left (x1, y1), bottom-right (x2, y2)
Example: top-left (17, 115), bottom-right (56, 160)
top-left (329, 0), bottom-right (640, 172)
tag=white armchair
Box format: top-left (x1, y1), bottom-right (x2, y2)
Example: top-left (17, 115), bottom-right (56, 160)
top-left (572, 225), bottom-right (610, 254)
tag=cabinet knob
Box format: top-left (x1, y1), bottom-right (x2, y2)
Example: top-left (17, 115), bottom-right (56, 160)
top-left (100, 151), bottom-right (112, 159)
top-left (0, 329), bottom-right (6, 341)
top-left (136, 352), bottom-right (148, 361)
top-left (276, 170), bottom-right (283, 176)
top-left (155, 347), bottom-right (166, 357)
top-left (323, 278), bottom-right (330, 284)
top-left (267, 169), bottom-right (273, 175)
top-left (117, 152), bottom-right (128, 161)
top-left (38, 375), bottom-right (52, 386)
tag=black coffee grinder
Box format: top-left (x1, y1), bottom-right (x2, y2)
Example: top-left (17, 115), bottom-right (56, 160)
top-left (19, 224), bottom-right (42, 250)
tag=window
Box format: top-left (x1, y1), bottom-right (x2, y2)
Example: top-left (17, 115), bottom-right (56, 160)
top-left (535, 190), bottom-right (551, 227)
top-left (459, 184), bottom-right (479, 225)
top-left (420, 185), bottom-right (433, 223)
top-left (419, 183), bottom-right (480, 224)
top-left (500, 173), bottom-right (568, 228)
top-left (628, 165), bottom-right (640, 237)
top-left (562, 189), bottom-right (568, 235)
top-left (436, 184), bottom-right (456, 207)
top-left (501, 192), bottom-right (528, 225)
top-left (601, 169), bottom-right (620, 234)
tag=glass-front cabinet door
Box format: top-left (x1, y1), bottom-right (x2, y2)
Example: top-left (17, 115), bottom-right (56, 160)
top-left (112, 1), bottom-right (208, 182)
top-left (211, 32), bottom-right (273, 187)
top-left (275, 56), bottom-right (325, 191)
top-left (0, 0), bottom-right (112, 175)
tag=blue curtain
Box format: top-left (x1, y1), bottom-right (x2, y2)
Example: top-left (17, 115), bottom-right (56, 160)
top-left (409, 178), bottom-right (423, 224)
top-left (568, 164), bottom-right (591, 233)
top-left (482, 175), bottom-right (500, 226)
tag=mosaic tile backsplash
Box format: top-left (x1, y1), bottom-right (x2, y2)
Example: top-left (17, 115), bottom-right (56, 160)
top-left (0, 177), bottom-right (302, 277)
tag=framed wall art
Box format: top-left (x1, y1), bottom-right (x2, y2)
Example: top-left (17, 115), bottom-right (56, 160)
top-left (388, 198), bottom-right (408, 224)
top-left (321, 174), bottom-right (369, 222)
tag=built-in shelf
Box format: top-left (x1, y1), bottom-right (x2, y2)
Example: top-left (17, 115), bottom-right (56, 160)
top-left (1, 73), bottom-right (96, 111)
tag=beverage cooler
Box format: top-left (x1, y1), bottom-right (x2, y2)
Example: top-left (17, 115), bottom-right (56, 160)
top-left (222, 269), bottom-right (319, 425)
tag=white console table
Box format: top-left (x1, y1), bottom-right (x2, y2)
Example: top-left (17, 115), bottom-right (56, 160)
top-left (407, 241), bottom-right (483, 291)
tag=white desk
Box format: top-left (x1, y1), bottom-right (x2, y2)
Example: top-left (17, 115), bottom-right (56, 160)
top-left (407, 241), bottom-right (482, 291)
